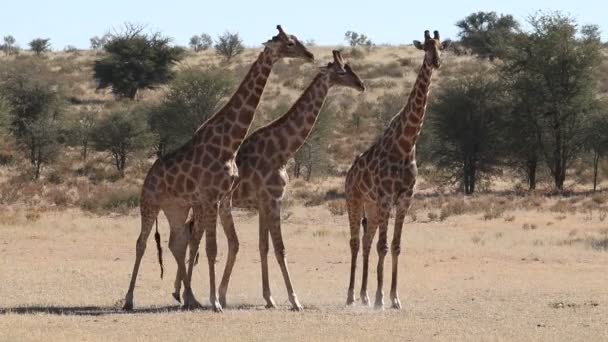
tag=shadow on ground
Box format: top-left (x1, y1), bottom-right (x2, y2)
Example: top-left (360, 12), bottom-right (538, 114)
top-left (0, 303), bottom-right (300, 316)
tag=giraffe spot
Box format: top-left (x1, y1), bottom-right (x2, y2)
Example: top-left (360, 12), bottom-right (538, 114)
top-left (404, 126), bottom-right (417, 138)
top-left (265, 141), bottom-right (277, 155)
top-left (276, 136), bottom-right (288, 150)
top-left (191, 166), bottom-right (202, 180)
top-left (207, 145), bottom-right (220, 157)
top-left (232, 124), bottom-right (248, 139)
top-left (175, 174), bottom-right (186, 192)
top-left (181, 162), bottom-right (192, 173)
top-left (169, 165), bottom-right (179, 175)
top-left (261, 65), bottom-right (271, 74)
top-left (255, 76), bottom-right (266, 87)
top-left (285, 123), bottom-right (296, 136)
top-left (186, 178), bottom-right (196, 192)
top-left (294, 114), bottom-right (304, 127)
top-left (382, 180), bottom-right (393, 192)
top-left (256, 139), bottom-right (267, 154)
top-left (166, 174), bottom-right (175, 185)
top-left (306, 115), bottom-right (316, 125)
top-left (201, 153), bottom-right (212, 165)
top-left (246, 95), bottom-right (259, 108)
top-left (226, 109), bottom-right (237, 122)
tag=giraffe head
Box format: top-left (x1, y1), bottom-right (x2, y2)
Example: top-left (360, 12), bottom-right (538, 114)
top-left (413, 30), bottom-right (451, 69)
top-left (320, 50), bottom-right (366, 92)
top-left (264, 25), bottom-right (315, 62)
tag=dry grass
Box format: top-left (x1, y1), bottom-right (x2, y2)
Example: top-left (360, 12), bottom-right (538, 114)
top-left (2, 202), bottom-right (608, 341)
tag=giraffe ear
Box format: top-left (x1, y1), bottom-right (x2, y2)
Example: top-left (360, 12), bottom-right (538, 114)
top-left (413, 40), bottom-right (424, 50)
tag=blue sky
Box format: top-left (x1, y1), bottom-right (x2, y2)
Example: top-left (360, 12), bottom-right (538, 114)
top-left (0, 0), bottom-right (605, 49)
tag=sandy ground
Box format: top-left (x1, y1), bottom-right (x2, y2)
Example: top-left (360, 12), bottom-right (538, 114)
top-left (1, 204), bottom-right (608, 341)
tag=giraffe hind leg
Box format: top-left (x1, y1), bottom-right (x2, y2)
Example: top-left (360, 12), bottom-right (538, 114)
top-left (346, 195), bottom-right (364, 305)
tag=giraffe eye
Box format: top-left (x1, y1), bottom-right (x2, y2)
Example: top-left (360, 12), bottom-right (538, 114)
top-left (287, 41), bottom-right (295, 47)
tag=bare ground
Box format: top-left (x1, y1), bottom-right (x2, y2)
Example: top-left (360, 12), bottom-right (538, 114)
top-left (1, 202), bottom-right (608, 341)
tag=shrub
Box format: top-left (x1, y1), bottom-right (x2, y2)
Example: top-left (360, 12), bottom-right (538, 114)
top-left (214, 31), bottom-right (244, 62)
top-left (29, 38), bottom-right (51, 56)
top-left (327, 200), bottom-right (346, 216)
top-left (80, 186), bottom-right (140, 214)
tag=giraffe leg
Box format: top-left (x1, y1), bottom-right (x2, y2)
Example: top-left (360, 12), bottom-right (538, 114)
top-left (374, 203), bottom-right (391, 310)
top-left (183, 218), bottom-right (203, 309)
top-left (196, 203), bottom-right (222, 313)
top-left (258, 207), bottom-right (276, 308)
top-left (218, 197), bottom-right (239, 308)
top-left (123, 201), bottom-right (159, 311)
top-left (165, 205), bottom-right (200, 310)
top-left (265, 198), bottom-right (302, 311)
top-left (170, 229), bottom-right (183, 303)
top-left (346, 195), bottom-right (363, 305)
top-left (173, 217), bottom-right (196, 303)
top-left (390, 194), bottom-right (412, 309)
top-left (360, 202), bottom-right (379, 307)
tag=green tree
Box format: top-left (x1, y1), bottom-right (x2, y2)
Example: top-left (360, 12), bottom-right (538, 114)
top-left (214, 31), bottom-right (244, 62)
top-left (93, 24), bottom-right (184, 99)
top-left (344, 31), bottom-right (373, 48)
top-left (583, 110), bottom-right (608, 192)
top-left (293, 100), bottom-right (336, 180)
top-left (502, 12), bottom-right (602, 191)
top-left (0, 59), bottom-right (63, 179)
top-left (456, 11), bottom-right (519, 60)
top-left (92, 109), bottom-right (153, 175)
top-left (1, 35), bottom-right (18, 56)
top-left (189, 33), bottom-right (213, 52)
top-left (147, 67), bottom-right (234, 156)
top-left (67, 109), bottom-right (98, 161)
top-left (29, 38), bottom-right (51, 56)
top-left (428, 64), bottom-right (507, 194)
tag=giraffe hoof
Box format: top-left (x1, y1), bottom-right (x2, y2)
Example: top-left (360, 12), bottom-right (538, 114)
top-left (212, 302), bottom-right (223, 313)
top-left (391, 298), bottom-right (402, 309)
top-left (374, 301), bottom-right (385, 310)
top-left (172, 292), bottom-right (181, 303)
top-left (264, 297), bottom-right (277, 309)
top-left (219, 296), bottom-right (227, 308)
top-left (122, 302), bottom-right (133, 311)
top-left (361, 295), bottom-right (370, 306)
top-left (290, 304), bottom-right (303, 312)
top-left (346, 298), bottom-right (356, 306)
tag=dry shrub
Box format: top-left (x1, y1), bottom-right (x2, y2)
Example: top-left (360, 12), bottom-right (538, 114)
top-left (483, 204), bottom-right (505, 221)
top-left (427, 211), bottom-right (439, 222)
top-left (48, 188), bottom-right (70, 207)
top-left (80, 186), bottom-right (140, 215)
top-left (327, 200), bottom-right (346, 216)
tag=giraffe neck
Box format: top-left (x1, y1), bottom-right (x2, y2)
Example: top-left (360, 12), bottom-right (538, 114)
top-left (257, 72), bottom-right (331, 166)
top-left (196, 47), bottom-right (277, 153)
top-left (388, 59), bottom-right (434, 156)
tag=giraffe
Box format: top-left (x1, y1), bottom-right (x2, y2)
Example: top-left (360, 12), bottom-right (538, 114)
top-left (177, 50), bottom-right (365, 310)
top-left (122, 25), bottom-right (314, 312)
top-left (344, 30), bottom-right (449, 309)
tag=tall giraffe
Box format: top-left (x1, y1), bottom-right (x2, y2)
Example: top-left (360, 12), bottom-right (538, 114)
top-left (179, 51), bottom-right (365, 310)
top-left (344, 30), bottom-right (449, 309)
top-left (122, 25), bottom-right (314, 312)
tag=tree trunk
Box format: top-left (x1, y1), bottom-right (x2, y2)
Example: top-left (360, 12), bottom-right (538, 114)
top-left (593, 151), bottom-right (600, 192)
top-left (82, 141), bottom-right (88, 161)
top-left (463, 157), bottom-right (476, 195)
top-left (526, 157), bottom-right (537, 191)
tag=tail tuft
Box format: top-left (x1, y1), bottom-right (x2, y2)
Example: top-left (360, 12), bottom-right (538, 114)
top-left (154, 219), bottom-right (164, 279)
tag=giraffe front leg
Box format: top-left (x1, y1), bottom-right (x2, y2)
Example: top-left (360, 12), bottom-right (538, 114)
top-left (218, 197), bottom-right (239, 308)
top-left (346, 196), bottom-right (364, 305)
top-left (197, 203), bottom-right (222, 313)
top-left (266, 198), bottom-right (302, 311)
top-left (390, 195), bottom-right (412, 310)
top-left (375, 205), bottom-right (390, 310)
top-left (259, 208), bottom-right (276, 309)
top-left (360, 203), bottom-right (379, 307)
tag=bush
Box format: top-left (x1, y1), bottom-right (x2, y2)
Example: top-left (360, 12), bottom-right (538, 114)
top-left (189, 33), bottom-right (213, 52)
top-left (80, 186), bottom-right (140, 214)
top-left (327, 200), bottom-right (347, 216)
top-left (91, 109), bottom-right (153, 175)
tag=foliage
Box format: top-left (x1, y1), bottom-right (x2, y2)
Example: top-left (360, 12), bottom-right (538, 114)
top-left (1, 35), bottom-right (18, 56)
top-left (502, 12), bottom-right (602, 191)
top-left (91, 109), bottom-right (153, 174)
top-left (293, 100), bottom-right (336, 180)
top-left (582, 108), bottom-right (608, 191)
top-left (29, 38), bottom-right (51, 56)
top-left (66, 109), bottom-right (98, 161)
top-left (214, 31), bottom-right (244, 62)
top-left (456, 11), bottom-right (520, 60)
top-left (93, 24), bottom-right (184, 99)
top-left (90, 33), bottom-right (111, 50)
top-left (0, 59), bottom-right (64, 179)
top-left (147, 67), bottom-right (234, 156)
top-left (189, 33), bottom-right (213, 52)
top-left (344, 31), bottom-right (373, 49)
top-left (428, 63), bottom-right (507, 194)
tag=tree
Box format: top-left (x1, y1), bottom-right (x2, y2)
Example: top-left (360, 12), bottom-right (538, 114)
top-left (214, 31), bottom-right (244, 62)
top-left (1, 35), bottom-right (18, 56)
top-left (456, 11), bottom-right (520, 60)
top-left (583, 110), bottom-right (608, 192)
top-left (293, 100), bottom-right (336, 180)
top-left (67, 109), bottom-right (98, 161)
top-left (0, 59), bottom-right (63, 179)
top-left (147, 67), bottom-right (234, 156)
top-left (189, 33), bottom-right (212, 52)
top-left (502, 12), bottom-right (602, 191)
top-left (91, 109), bottom-right (152, 174)
top-left (90, 33), bottom-right (111, 50)
top-left (93, 24), bottom-right (184, 99)
top-left (29, 38), bottom-right (51, 56)
top-left (344, 31), bottom-right (373, 49)
top-left (428, 64), bottom-right (507, 194)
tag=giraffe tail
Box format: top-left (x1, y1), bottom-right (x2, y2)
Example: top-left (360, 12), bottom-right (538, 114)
top-left (154, 218), bottom-right (164, 279)
top-left (361, 216), bottom-right (368, 235)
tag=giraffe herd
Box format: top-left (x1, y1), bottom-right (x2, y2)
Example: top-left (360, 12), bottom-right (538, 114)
top-left (123, 26), bottom-right (448, 312)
